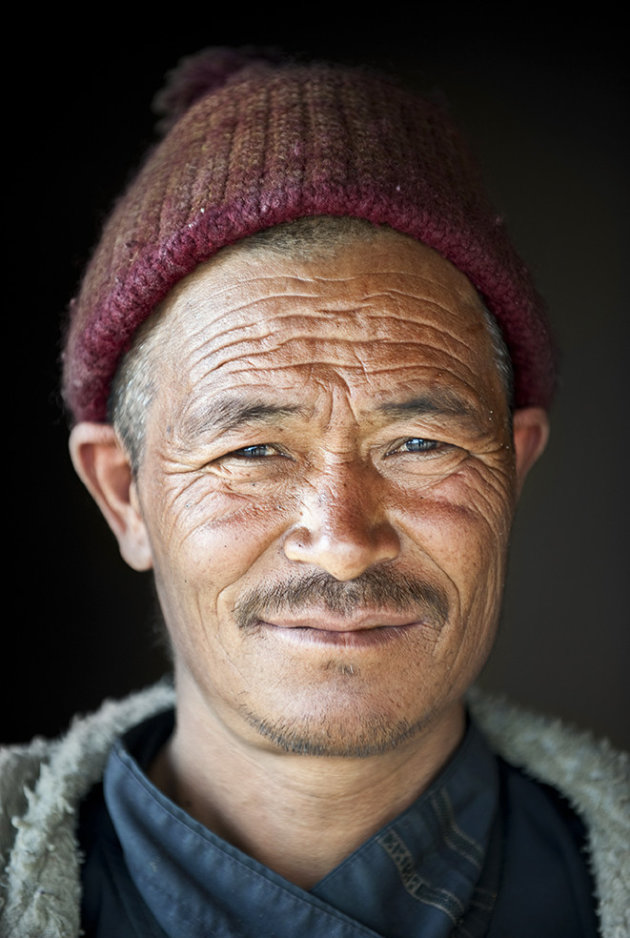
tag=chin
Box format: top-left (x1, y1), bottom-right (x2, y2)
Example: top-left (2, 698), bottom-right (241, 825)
top-left (238, 689), bottom-right (455, 758)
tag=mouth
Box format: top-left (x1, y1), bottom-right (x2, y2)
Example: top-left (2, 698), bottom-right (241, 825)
top-left (254, 615), bottom-right (429, 648)
top-left (233, 569), bottom-right (450, 643)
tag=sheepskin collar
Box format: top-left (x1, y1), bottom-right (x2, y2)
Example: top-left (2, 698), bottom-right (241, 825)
top-left (1, 682), bottom-right (628, 937)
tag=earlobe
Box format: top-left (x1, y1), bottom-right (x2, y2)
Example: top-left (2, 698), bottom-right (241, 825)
top-left (69, 422), bottom-right (153, 571)
top-left (512, 407), bottom-right (550, 497)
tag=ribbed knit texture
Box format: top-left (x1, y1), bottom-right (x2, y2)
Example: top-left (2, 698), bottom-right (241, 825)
top-left (62, 54), bottom-right (556, 422)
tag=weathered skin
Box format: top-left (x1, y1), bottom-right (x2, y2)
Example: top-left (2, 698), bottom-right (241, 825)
top-left (70, 229), bottom-right (548, 887)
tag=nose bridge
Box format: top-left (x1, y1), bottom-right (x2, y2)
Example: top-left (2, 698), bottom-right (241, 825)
top-left (319, 456), bottom-right (378, 530)
top-left (283, 455), bottom-right (400, 580)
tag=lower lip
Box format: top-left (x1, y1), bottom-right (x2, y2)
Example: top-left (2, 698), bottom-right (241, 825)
top-left (258, 622), bottom-right (423, 649)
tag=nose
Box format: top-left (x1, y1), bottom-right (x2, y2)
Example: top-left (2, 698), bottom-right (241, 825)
top-left (283, 463), bottom-right (401, 581)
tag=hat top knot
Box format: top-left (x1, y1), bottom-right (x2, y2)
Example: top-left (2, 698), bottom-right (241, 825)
top-left (153, 46), bottom-right (285, 132)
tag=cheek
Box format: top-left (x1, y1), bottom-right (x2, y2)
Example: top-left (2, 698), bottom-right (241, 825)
top-left (396, 482), bottom-right (512, 691)
top-left (398, 468), bottom-right (514, 601)
top-left (147, 475), bottom-right (292, 609)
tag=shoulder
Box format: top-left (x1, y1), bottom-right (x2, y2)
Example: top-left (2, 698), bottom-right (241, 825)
top-left (468, 687), bottom-right (630, 938)
top-left (1, 679), bottom-right (176, 828)
top-left (0, 736), bottom-right (58, 870)
top-left (0, 680), bottom-right (175, 938)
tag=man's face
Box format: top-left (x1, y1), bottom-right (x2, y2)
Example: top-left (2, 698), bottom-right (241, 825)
top-left (133, 231), bottom-right (522, 757)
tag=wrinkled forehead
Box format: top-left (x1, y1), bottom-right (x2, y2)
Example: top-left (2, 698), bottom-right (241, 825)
top-left (158, 227), bottom-right (490, 344)
top-left (149, 228), bottom-right (506, 416)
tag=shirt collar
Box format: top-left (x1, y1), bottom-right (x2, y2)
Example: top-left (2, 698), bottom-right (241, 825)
top-left (104, 710), bottom-right (500, 938)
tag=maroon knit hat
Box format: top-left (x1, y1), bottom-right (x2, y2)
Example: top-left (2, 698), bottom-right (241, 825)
top-left (62, 48), bottom-right (556, 422)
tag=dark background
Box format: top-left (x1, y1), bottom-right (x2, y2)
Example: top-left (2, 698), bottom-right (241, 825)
top-left (7, 17), bottom-right (628, 749)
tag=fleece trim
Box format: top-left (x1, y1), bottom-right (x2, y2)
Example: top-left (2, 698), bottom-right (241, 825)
top-left (1, 682), bottom-right (627, 938)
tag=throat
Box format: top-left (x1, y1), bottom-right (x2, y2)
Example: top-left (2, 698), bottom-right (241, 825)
top-left (147, 702), bottom-right (465, 888)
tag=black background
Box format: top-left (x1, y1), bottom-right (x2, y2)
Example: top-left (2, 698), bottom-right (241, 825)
top-left (7, 15), bottom-right (628, 749)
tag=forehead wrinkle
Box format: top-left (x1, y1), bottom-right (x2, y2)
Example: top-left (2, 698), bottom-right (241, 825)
top-left (302, 267), bottom-right (473, 288)
top-left (173, 269), bottom-right (480, 332)
top-left (192, 337), bottom-right (485, 382)
top-left (184, 317), bottom-right (480, 382)
top-left (168, 284), bottom-right (484, 374)
top-left (346, 313), bottom-right (483, 357)
top-left (173, 303), bottom-right (386, 376)
top-left (166, 285), bottom-right (338, 353)
top-left (357, 285), bottom-right (479, 308)
top-left (177, 267), bottom-right (327, 303)
top-left (171, 295), bottom-right (316, 349)
top-left (185, 324), bottom-right (281, 376)
top-left (356, 297), bottom-right (486, 340)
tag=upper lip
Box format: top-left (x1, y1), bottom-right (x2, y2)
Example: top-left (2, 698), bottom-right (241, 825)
top-left (258, 612), bottom-right (421, 632)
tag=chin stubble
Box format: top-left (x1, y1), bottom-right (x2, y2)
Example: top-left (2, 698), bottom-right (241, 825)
top-left (233, 567), bottom-right (450, 757)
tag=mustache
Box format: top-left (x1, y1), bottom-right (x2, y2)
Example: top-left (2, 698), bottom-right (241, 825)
top-left (233, 568), bottom-right (450, 630)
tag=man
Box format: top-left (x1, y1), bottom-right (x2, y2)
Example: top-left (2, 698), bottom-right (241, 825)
top-left (1, 48), bottom-right (627, 937)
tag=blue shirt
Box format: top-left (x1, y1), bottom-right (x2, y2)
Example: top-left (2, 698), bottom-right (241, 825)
top-left (79, 709), bottom-right (599, 937)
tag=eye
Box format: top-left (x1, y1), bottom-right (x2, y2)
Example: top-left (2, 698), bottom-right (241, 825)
top-left (402, 438), bottom-right (438, 453)
top-left (388, 437), bottom-right (444, 455)
top-left (231, 444), bottom-right (279, 459)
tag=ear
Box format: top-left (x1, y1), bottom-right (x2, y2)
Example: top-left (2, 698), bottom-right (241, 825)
top-left (512, 406), bottom-right (550, 498)
top-left (69, 422), bottom-right (153, 571)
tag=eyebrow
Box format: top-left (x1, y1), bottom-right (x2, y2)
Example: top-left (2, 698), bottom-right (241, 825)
top-left (182, 396), bottom-right (307, 438)
top-left (182, 389), bottom-right (477, 439)
top-left (375, 390), bottom-right (476, 422)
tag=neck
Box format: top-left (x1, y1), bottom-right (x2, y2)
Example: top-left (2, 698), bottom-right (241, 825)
top-left (149, 679), bottom-right (465, 890)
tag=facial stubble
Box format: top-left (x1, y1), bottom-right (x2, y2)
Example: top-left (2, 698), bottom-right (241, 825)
top-left (233, 568), bottom-right (452, 758)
